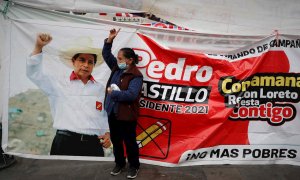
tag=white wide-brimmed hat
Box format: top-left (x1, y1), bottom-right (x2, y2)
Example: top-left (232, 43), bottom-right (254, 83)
top-left (59, 36), bottom-right (103, 68)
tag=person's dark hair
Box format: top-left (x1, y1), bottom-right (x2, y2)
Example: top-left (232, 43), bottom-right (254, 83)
top-left (120, 48), bottom-right (139, 65)
top-left (72, 53), bottom-right (97, 65)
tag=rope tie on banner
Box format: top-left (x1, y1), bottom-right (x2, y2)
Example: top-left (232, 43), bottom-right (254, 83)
top-left (273, 29), bottom-right (279, 45)
top-left (1, 0), bottom-right (11, 16)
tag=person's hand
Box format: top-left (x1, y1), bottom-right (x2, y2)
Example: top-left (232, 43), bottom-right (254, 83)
top-left (107, 28), bottom-right (120, 43)
top-left (107, 87), bottom-right (113, 94)
top-left (98, 132), bottom-right (111, 148)
top-left (37, 33), bottom-right (52, 47)
top-left (32, 33), bottom-right (52, 55)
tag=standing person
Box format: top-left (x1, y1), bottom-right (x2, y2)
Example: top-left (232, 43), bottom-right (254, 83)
top-left (27, 33), bottom-right (111, 156)
top-left (102, 29), bottom-right (143, 179)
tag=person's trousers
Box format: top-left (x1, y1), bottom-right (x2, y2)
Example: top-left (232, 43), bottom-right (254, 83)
top-left (50, 130), bottom-right (104, 156)
top-left (108, 113), bottom-right (140, 169)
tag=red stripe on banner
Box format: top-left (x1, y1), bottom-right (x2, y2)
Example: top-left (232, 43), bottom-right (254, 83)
top-left (125, 13), bottom-right (133, 17)
top-left (114, 13), bottom-right (134, 17)
top-left (140, 22), bottom-right (189, 31)
top-left (141, 23), bottom-right (151, 26)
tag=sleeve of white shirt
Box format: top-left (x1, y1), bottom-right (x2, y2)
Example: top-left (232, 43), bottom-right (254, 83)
top-left (99, 84), bottom-right (110, 135)
top-left (26, 53), bottom-right (55, 95)
top-left (101, 111), bottom-right (110, 135)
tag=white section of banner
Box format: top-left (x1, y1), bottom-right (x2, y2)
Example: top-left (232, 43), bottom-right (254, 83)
top-left (248, 35), bottom-right (300, 145)
top-left (178, 145), bottom-right (300, 166)
top-left (2, 16), bottom-right (161, 157)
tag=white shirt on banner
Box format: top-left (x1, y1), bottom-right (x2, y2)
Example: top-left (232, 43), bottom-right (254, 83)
top-left (26, 53), bottom-right (109, 136)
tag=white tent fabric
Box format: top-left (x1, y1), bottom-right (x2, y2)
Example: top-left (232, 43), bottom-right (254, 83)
top-left (10, 0), bottom-right (300, 35)
top-left (147, 0), bottom-right (300, 35)
top-left (0, 13), bottom-right (11, 144)
top-left (9, 0), bottom-right (144, 13)
top-left (1, 1), bottom-right (269, 53)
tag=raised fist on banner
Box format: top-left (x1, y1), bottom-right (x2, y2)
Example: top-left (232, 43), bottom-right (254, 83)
top-left (36, 33), bottom-right (52, 48)
top-left (32, 33), bottom-right (52, 55)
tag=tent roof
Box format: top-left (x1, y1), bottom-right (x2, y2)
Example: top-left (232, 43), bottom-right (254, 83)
top-left (10, 0), bottom-right (300, 35)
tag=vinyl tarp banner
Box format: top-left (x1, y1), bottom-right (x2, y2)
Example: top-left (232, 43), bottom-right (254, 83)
top-left (1, 3), bottom-right (300, 167)
top-left (136, 34), bottom-right (300, 166)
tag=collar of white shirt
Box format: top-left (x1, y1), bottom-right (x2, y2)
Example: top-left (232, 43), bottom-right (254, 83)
top-left (69, 71), bottom-right (96, 83)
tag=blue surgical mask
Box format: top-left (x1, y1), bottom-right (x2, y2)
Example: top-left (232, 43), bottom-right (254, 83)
top-left (118, 62), bottom-right (127, 70)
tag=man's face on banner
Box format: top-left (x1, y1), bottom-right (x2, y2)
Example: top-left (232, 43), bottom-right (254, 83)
top-left (72, 53), bottom-right (95, 80)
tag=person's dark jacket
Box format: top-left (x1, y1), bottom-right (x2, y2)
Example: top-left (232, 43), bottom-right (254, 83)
top-left (102, 39), bottom-right (143, 121)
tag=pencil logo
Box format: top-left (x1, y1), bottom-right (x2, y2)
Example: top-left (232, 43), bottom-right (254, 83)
top-left (136, 121), bottom-right (166, 148)
top-left (136, 116), bottom-right (171, 159)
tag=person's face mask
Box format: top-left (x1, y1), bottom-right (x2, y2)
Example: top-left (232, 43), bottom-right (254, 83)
top-left (118, 62), bottom-right (127, 69)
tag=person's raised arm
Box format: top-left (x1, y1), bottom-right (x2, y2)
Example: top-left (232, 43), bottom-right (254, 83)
top-left (27, 33), bottom-right (55, 95)
top-left (31, 33), bottom-right (52, 56)
top-left (106, 28), bottom-right (120, 43)
top-left (102, 28), bottom-right (121, 70)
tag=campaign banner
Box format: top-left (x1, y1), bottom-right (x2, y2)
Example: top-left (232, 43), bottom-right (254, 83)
top-left (134, 34), bottom-right (300, 165)
top-left (3, 18), bottom-right (300, 166)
